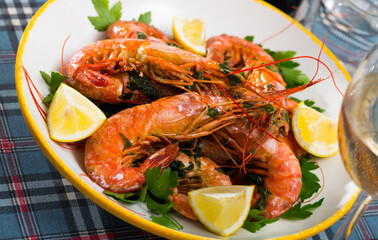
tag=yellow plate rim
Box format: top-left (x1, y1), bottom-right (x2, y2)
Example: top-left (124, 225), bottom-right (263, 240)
top-left (15, 0), bottom-right (355, 239)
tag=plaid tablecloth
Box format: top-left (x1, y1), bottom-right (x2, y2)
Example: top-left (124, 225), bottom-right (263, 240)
top-left (0, 0), bottom-right (377, 239)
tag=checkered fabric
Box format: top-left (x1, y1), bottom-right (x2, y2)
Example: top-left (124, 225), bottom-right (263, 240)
top-left (0, 0), bottom-right (376, 239)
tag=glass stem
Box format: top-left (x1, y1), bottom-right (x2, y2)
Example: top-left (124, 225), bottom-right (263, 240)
top-left (333, 190), bottom-right (372, 240)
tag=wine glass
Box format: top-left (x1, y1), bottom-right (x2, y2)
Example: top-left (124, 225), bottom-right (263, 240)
top-left (335, 44), bottom-right (378, 239)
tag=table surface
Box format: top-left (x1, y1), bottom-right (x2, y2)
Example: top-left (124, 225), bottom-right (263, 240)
top-left (1, 0), bottom-right (377, 239)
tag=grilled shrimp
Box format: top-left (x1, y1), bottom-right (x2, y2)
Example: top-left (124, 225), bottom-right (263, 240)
top-left (206, 34), bottom-right (274, 70)
top-left (206, 34), bottom-right (288, 111)
top-left (215, 118), bottom-right (302, 219)
top-left (249, 135), bottom-right (302, 219)
top-left (107, 20), bottom-right (172, 43)
top-left (84, 92), bottom-right (238, 193)
top-left (168, 152), bottom-right (232, 220)
top-left (64, 38), bottom-right (234, 104)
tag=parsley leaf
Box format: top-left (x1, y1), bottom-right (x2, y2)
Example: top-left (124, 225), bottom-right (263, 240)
top-left (105, 167), bottom-right (182, 230)
top-left (243, 209), bottom-right (279, 233)
top-left (136, 31), bottom-right (148, 39)
top-left (266, 50), bottom-right (298, 68)
top-left (280, 67), bottom-right (310, 88)
top-left (143, 168), bottom-right (181, 230)
top-left (207, 107), bottom-right (219, 118)
top-left (245, 35), bottom-right (254, 42)
top-left (219, 63), bottom-right (242, 86)
top-left (169, 160), bottom-right (194, 178)
top-left (290, 97), bottom-right (326, 113)
top-left (303, 99), bottom-right (325, 113)
top-left (280, 198), bottom-right (324, 220)
top-left (247, 174), bottom-right (271, 211)
top-left (137, 11), bottom-right (152, 24)
top-left (311, 106), bottom-right (326, 113)
top-left (151, 213), bottom-right (183, 230)
top-left (145, 193), bottom-right (175, 213)
top-left (104, 188), bottom-right (147, 203)
top-left (299, 156), bottom-right (321, 201)
top-left (264, 49), bottom-right (310, 88)
top-left (40, 71), bottom-right (65, 104)
top-left (167, 42), bottom-right (185, 50)
top-left (145, 167), bottom-right (178, 200)
top-left (88, 0), bottom-right (122, 31)
top-left (119, 133), bottom-right (132, 151)
top-left (262, 104), bottom-right (277, 115)
top-left (127, 72), bottom-right (163, 100)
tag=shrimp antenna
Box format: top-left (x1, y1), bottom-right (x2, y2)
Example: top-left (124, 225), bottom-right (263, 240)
top-left (61, 35), bottom-right (71, 83)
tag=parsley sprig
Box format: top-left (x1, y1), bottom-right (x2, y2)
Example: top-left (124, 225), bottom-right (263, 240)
top-left (299, 156), bottom-right (322, 201)
top-left (219, 63), bottom-right (242, 86)
top-left (105, 167), bottom-right (183, 230)
top-left (207, 107), bottom-right (219, 118)
top-left (279, 155), bottom-right (323, 220)
top-left (40, 71), bottom-right (64, 104)
top-left (290, 97), bottom-right (326, 113)
top-left (280, 198), bottom-right (324, 220)
top-left (243, 209), bottom-right (279, 233)
top-left (264, 49), bottom-right (310, 88)
top-left (132, 11), bottom-right (152, 24)
top-left (88, 0), bottom-right (122, 31)
top-left (88, 0), bottom-right (153, 31)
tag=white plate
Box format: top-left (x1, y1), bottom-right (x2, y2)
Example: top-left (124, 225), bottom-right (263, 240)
top-left (16, 0), bottom-right (358, 239)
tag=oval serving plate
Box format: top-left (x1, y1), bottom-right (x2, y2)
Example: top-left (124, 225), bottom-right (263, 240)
top-left (16, 0), bottom-right (357, 239)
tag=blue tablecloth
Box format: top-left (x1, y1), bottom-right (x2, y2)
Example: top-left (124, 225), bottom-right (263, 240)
top-left (0, 0), bottom-right (376, 239)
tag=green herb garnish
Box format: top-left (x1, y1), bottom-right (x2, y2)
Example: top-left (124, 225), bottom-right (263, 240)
top-left (151, 213), bottom-right (183, 230)
top-left (243, 209), bottom-right (279, 233)
top-left (243, 102), bottom-right (255, 108)
top-left (299, 155), bottom-right (321, 201)
top-left (127, 72), bottom-right (162, 100)
top-left (136, 31), bottom-right (148, 39)
top-left (290, 97), bottom-right (326, 113)
top-left (194, 155), bottom-right (201, 168)
top-left (264, 49), bottom-right (310, 88)
top-left (40, 71), bottom-right (65, 104)
top-left (278, 155), bottom-right (323, 220)
top-left (207, 107), bottom-right (219, 118)
top-left (145, 167), bottom-right (178, 199)
top-left (184, 84), bottom-right (195, 91)
top-left (280, 67), bottom-right (310, 88)
top-left (119, 133), bottom-right (132, 150)
top-left (105, 167), bottom-right (182, 230)
top-left (262, 104), bottom-right (277, 115)
top-left (167, 42), bottom-right (185, 50)
top-left (194, 71), bottom-right (209, 80)
top-left (219, 63), bottom-right (242, 86)
top-left (88, 0), bottom-right (122, 31)
top-left (169, 160), bottom-right (194, 177)
top-left (133, 11), bottom-right (152, 24)
top-left (247, 174), bottom-right (271, 211)
top-left (244, 35), bottom-right (254, 42)
top-left (280, 198), bottom-right (324, 220)
top-left (105, 187), bottom-right (147, 204)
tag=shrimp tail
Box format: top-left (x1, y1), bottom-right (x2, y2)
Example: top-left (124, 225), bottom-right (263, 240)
top-left (140, 144), bottom-right (180, 172)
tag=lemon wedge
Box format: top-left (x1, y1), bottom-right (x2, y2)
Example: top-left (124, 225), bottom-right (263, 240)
top-left (188, 185), bottom-right (254, 237)
top-left (47, 83), bottom-right (106, 142)
top-left (292, 102), bottom-right (338, 157)
top-left (172, 16), bottom-right (206, 56)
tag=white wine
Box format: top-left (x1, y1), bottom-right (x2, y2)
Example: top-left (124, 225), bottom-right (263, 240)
top-left (338, 72), bottom-right (378, 199)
